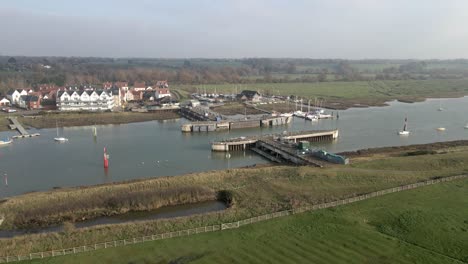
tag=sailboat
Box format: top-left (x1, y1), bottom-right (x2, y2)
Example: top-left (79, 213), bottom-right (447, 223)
top-left (93, 126), bottom-right (97, 137)
top-left (398, 116), bottom-right (410, 135)
top-left (437, 100), bottom-right (444, 111)
top-left (294, 98), bottom-right (305, 117)
top-left (54, 121), bottom-right (68, 142)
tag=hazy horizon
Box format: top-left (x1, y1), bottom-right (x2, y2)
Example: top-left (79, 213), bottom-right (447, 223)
top-left (2, 0), bottom-right (468, 59)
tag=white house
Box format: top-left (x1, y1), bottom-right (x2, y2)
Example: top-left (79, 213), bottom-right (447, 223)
top-left (0, 97), bottom-right (10, 106)
top-left (56, 90), bottom-right (114, 111)
top-left (155, 88), bottom-right (171, 99)
top-left (6, 89), bottom-right (28, 105)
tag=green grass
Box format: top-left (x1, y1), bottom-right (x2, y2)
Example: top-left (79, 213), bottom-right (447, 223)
top-left (2, 147), bottom-right (468, 257)
top-left (187, 79), bottom-right (468, 104)
top-left (25, 178), bottom-right (468, 264)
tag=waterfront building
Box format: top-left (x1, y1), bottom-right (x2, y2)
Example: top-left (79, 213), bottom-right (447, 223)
top-left (155, 88), bottom-right (171, 99)
top-left (133, 82), bottom-right (146, 91)
top-left (6, 89), bottom-right (29, 105)
top-left (56, 90), bottom-right (114, 111)
top-left (18, 95), bottom-right (41, 109)
top-left (0, 97), bottom-right (11, 106)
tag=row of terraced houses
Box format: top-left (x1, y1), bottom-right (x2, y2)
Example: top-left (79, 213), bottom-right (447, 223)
top-left (1, 81), bottom-right (171, 111)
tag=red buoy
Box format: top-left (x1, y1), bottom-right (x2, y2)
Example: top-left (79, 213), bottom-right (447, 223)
top-left (104, 147), bottom-right (109, 168)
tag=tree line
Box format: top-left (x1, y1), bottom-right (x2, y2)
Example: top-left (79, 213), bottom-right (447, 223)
top-left (1, 57), bottom-right (468, 94)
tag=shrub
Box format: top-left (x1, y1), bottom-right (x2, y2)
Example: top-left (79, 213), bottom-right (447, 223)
top-left (217, 190), bottom-right (234, 207)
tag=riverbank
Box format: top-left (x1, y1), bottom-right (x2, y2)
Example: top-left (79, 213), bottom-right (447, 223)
top-left (0, 111), bottom-right (180, 132)
top-left (30, 178), bottom-right (467, 264)
top-left (183, 79), bottom-right (468, 110)
top-left (1, 140), bottom-right (468, 256)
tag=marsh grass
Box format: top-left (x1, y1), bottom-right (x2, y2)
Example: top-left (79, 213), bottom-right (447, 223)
top-left (1, 149), bottom-right (468, 256)
top-left (18, 111), bottom-right (179, 129)
top-left (24, 178), bottom-right (468, 264)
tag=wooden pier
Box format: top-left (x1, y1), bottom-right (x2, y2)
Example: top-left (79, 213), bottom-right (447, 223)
top-left (211, 129), bottom-right (339, 167)
top-left (7, 117), bottom-right (40, 139)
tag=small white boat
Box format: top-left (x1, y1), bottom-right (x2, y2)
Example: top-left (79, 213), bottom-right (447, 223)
top-left (280, 112), bottom-right (293, 117)
top-left (0, 138), bottom-right (12, 145)
top-left (436, 127), bottom-right (446, 131)
top-left (306, 113), bottom-right (318, 121)
top-left (398, 116), bottom-right (410, 135)
top-left (294, 111), bottom-right (306, 118)
top-left (318, 113), bottom-right (333, 119)
top-left (54, 121), bottom-right (68, 142)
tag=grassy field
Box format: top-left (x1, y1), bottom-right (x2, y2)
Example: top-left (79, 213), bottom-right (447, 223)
top-left (2, 142), bottom-right (468, 257)
top-left (185, 79), bottom-right (468, 109)
top-left (23, 178), bottom-right (468, 264)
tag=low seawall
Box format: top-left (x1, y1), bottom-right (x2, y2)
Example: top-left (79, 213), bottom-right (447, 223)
top-left (182, 116), bottom-right (291, 132)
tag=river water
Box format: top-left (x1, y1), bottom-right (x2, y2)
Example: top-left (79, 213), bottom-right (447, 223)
top-left (0, 200), bottom-right (226, 237)
top-left (1, 97), bottom-right (468, 198)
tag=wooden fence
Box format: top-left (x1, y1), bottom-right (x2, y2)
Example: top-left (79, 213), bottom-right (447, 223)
top-left (0, 174), bottom-right (465, 263)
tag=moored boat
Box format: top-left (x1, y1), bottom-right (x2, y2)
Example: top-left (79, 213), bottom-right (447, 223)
top-left (280, 112), bottom-right (293, 117)
top-left (0, 138), bottom-right (12, 145)
top-left (398, 116), bottom-right (410, 135)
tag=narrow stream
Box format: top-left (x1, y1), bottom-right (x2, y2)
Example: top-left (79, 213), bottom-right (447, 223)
top-left (0, 200), bottom-right (226, 238)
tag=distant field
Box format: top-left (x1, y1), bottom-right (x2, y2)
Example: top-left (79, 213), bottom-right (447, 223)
top-left (26, 178), bottom-right (468, 264)
top-left (185, 79), bottom-right (468, 108)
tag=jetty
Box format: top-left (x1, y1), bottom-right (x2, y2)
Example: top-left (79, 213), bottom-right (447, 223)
top-left (7, 117), bottom-right (40, 139)
top-left (180, 107), bottom-right (218, 122)
top-left (182, 116), bottom-right (292, 132)
top-left (211, 129), bottom-right (339, 167)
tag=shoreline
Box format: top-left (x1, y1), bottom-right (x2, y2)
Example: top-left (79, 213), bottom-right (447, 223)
top-left (0, 110), bottom-right (181, 132)
top-left (1, 93), bottom-right (467, 132)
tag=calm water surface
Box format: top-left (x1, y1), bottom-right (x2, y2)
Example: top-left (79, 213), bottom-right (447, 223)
top-left (1, 97), bottom-right (468, 197)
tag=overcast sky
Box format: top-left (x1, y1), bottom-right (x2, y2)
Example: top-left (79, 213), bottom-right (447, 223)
top-left (1, 0), bottom-right (468, 59)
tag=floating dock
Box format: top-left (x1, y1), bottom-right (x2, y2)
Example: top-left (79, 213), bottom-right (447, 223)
top-left (211, 129), bottom-right (339, 167)
top-left (182, 116), bottom-right (292, 132)
top-left (7, 117), bottom-right (40, 139)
